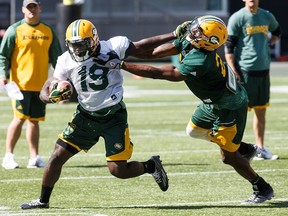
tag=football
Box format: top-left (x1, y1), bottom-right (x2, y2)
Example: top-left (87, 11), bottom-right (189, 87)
top-left (49, 80), bottom-right (73, 94)
top-left (48, 80), bottom-right (73, 103)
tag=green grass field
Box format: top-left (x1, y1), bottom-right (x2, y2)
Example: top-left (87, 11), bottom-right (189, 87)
top-left (1, 62), bottom-right (288, 216)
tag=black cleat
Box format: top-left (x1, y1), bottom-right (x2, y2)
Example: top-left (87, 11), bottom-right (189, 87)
top-left (150, 156), bottom-right (169, 191)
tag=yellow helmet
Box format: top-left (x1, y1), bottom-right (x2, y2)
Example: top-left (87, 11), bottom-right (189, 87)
top-left (65, 19), bottom-right (99, 62)
top-left (187, 15), bottom-right (227, 51)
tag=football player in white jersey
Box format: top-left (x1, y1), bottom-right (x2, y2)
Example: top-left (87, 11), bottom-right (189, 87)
top-left (20, 19), bottom-right (175, 209)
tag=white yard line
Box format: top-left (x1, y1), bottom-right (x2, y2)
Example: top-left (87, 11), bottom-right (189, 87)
top-left (1, 85), bottom-right (288, 102)
top-left (123, 86), bottom-right (288, 98)
top-left (1, 198), bottom-right (288, 215)
top-left (1, 168), bottom-right (288, 183)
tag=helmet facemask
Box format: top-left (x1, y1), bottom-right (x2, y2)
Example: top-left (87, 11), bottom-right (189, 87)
top-left (66, 37), bottom-right (97, 62)
top-left (186, 16), bottom-right (227, 51)
top-left (65, 19), bottom-right (99, 62)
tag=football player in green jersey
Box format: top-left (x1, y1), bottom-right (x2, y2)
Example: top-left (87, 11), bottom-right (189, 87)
top-left (97, 15), bottom-right (274, 204)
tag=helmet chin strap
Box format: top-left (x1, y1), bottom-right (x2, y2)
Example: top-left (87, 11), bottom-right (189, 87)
top-left (185, 35), bottom-right (201, 49)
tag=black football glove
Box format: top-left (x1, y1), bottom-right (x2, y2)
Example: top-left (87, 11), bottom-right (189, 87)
top-left (173, 21), bottom-right (192, 39)
top-left (49, 82), bottom-right (72, 103)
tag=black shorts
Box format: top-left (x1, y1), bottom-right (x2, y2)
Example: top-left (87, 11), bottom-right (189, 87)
top-left (57, 104), bottom-right (133, 161)
top-left (13, 91), bottom-right (46, 121)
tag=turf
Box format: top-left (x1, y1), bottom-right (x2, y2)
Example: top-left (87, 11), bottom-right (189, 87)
top-left (0, 63), bottom-right (288, 216)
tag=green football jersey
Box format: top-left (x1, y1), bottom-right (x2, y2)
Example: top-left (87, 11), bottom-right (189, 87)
top-left (174, 38), bottom-right (227, 103)
top-left (227, 8), bottom-right (279, 71)
top-left (174, 38), bottom-right (247, 109)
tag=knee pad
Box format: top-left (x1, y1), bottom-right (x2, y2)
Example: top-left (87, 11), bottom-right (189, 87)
top-left (186, 121), bottom-right (210, 141)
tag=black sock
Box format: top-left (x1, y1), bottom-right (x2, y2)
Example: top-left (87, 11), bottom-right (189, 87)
top-left (251, 176), bottom-right (270, 192)
top-left (238, 141), bottom-right (249, 155)
top-left (238, 141), bottom-right (251, 155)
top-left (143, 160), bottom-right (155, 174)
top-left (40, 186), bottom-right (53, 203)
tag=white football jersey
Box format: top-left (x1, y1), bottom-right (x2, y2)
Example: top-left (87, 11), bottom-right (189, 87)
top-left (53, 36), bottom-right (131, 112)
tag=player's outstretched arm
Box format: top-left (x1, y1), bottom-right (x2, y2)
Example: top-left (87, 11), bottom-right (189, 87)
top-left (127, 20), bottom-right (191, 60)
top-left (121, 61), bottom-right (185, 82)
top-left (127, 32), bottom-right (176, 58)
top-left (131, 42), bottom-right (179, 59)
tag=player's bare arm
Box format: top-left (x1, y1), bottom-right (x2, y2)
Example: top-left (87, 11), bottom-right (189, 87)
top-left (126, 32), bottom-right (176, 58)
top-left (133, 43), bottom-right (179, 59)
top-left (126, 20), bottom-right (191, 59)
top-left (121, 62), bottom-right (185, 82)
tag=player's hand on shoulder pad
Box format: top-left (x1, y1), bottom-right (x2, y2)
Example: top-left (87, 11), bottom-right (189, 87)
top-left (49, 80), bottom-right (73, 103)
top-left (173, 20), bottom-right (192, 39)
top-left (93, 54), bottom-right (123, 69)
